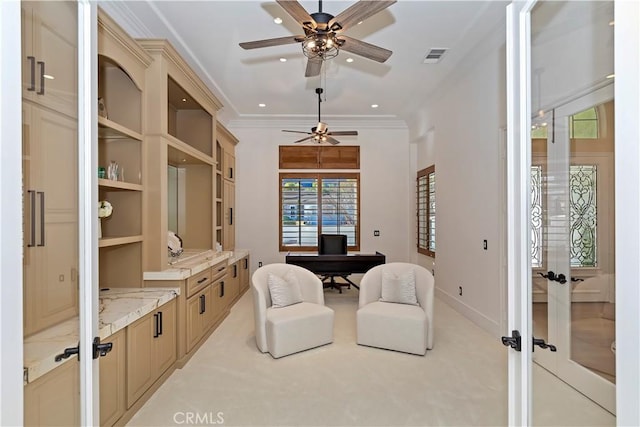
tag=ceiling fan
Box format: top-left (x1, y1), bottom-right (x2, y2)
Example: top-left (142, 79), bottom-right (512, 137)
top-left (239, 0), bottom-right (396, 77)
top-left (283, 88), bottom-right (358, 145)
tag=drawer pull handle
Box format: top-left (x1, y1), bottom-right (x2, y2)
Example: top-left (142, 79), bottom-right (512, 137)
top-left (218, 267), bottom-right (225, 272)
top-left (153, 313), bottom-right (159, 338)
top-left (37, 61), bottom-right (45, 95)
top-left (197, 277), bottom-right (208, 284)
top-left (27, 56), bottom-right (36, 91)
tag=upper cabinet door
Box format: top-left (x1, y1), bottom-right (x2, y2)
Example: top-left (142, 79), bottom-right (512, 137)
top-left (21, 1), bottom-right (77, 118)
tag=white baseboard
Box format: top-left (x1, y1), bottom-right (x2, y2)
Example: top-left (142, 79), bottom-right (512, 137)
top-left (435, 287), bottom-right (502, 339)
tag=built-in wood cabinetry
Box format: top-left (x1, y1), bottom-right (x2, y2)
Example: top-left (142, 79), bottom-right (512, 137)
top-left (217, 123), bottom-right (238, 251)
top-left (24, 359), bottom-right (80, 427)
top-left (147, 259), bottom-right (228, 365)
top-left (21, 1), bottom-right (78, 118)
top-left (126, 298), bottom-right (176, 408)
top-left (138, 40), bottom-right (222, 272)
top-left (239, 255), bottom-right (251, 294)
top-left (98, 11), bottom-right (152, 288)
top-left (22, 1), bottom-right (78, 337)
top-left (227, 260), bottom-right (241, 303)
top-left (100, 328), bottom-right (126, 427)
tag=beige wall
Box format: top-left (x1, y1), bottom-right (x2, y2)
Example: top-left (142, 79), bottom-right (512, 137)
top-left (229, 124), bottom-right (412, 276)
top-left (410, 22), bottom-right (508, 337)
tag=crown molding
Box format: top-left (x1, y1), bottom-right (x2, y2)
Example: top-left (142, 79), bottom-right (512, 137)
top-left (97, 1), bottom-right (154, 38)
top-left (226, 116), bottom-right (408, 130)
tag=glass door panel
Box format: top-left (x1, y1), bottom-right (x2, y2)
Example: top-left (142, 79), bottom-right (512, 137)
top-left (529, 0), bottom-right (615, 419)
top-left (22, 1), bottom-right (98, 425)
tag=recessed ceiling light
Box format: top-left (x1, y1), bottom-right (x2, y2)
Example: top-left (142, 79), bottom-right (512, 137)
top-left (371, 104), bottom-right (379, 108)
top-left (279, 57), bottom-right (287, 62)
top-left (43, 74), bottom-right (55, 80)
top-left (606, 73), bottom-right (615, 79)
top-left (357, 21), bottom-right (363, 25)
top-left (608, 20), bottom-right (614, 26)
top-left (346, 58), bottom-right (354, 63)
top-left (258, 103), bottom-right (266, 108)
top-left (182, 98), bottom-right (187, 102)
top-left (274, 17), bottom-right (283, 24)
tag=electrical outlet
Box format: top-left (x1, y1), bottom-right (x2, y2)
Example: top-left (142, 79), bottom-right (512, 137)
top-left (459, 286), bottom-right (463, 296)
top-left (483, 239), bottom-right (488, 250)
top-left (258, 261), bottom-right (263, 268)
top-left (374, 230), bottom-right (380, 237)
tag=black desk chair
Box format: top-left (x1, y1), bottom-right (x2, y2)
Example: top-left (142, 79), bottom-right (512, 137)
top-left (318, 234), bottom-right (356, 293)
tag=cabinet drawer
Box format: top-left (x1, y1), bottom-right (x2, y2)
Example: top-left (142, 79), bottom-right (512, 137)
top-left (186, 267), bottom-right (213, 297)
top-left (211, 259), bottom-right (227, 282)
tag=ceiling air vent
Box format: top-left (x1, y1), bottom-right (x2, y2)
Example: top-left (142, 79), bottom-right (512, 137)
top-left (423, 48), bottom-right (448, 64)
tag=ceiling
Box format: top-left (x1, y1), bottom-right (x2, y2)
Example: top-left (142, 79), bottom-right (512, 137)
top-left (100, 0), bottom-right (509, 131)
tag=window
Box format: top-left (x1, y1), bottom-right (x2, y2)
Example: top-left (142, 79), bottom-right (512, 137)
top-left (280, 173), bottom-right (360, 251)
top-left (570, 107), bottom-right (599, 139)
top-left (417, 166), bottom-right (435, 257)
top-left (531, 107), bottom-right (599, 140)
top-left (530, 164), bottom-right (598, 268)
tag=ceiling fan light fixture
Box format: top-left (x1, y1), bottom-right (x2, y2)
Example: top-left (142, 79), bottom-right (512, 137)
top-left (302, 33), bottom-right (339, 60)
top-left (316, 121), bottom-right (328, 134)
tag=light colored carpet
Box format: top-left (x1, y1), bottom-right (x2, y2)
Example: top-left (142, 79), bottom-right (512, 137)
top-left (127, 287), bottom-right (615, 427)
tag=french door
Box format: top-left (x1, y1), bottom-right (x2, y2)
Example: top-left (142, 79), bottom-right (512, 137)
top-left (531, 87), bottom-right (616, 415)
top-left (20, 1), bottom-right (99, 425)
top-left (503, 0), bottom-right (639, 424)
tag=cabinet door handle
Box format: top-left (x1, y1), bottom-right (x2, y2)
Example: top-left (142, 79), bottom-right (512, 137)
top-left (37, 61), bottom-right (45, 95)
top-left (158, 311), bottom-right (163, 336)
top-left (220, 282), bottom-right (225, 298)
top-left (197, 277), bottom-right (208, 284)
top-left (153, 313), bottom-right (159, 338)
top-left (202, 294), bottom-right (206, 313)
top-left (199, 294), bottom-right (204, 314)
top-left (229, 167), bottom-right (233, 179)
top-left (27, 190), bottom-right (36, 247)
top-left (229, 208), bottom-right (233, 225)
top-left (27, 56), bottom-right (36, 91)
top-left (37, 191), bottom-right (45, 246)
top-left (244, 258), bottom-right (248, 269)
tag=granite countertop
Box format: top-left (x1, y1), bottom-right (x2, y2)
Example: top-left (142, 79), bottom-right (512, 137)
top-left (23, 287), bottom-right (179, 385)
top-left (144, 249), bottom-right (249, 281)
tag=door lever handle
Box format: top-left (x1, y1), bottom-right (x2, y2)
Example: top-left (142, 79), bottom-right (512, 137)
top-left (55, 343), bottom-right (80, 362)
top-left (533, 337), bottom-right (557, 352)
top-left (501, 330), bottom-right (522, 352)
top-left (538, 271), bottom-right (557, 281)
top-left (538, 271), bottom-right (567, 284)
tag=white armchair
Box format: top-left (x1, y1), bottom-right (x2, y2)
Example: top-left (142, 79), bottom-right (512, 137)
top-left (251, 263), bottom-right (334, 358)
top-left (356, 263), bottom-right (434, 355)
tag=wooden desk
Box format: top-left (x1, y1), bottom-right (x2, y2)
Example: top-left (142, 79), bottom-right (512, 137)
top-left (285, 252), bottom-right (385, 292)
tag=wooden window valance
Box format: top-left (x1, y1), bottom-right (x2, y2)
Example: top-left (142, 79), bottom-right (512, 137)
top-left (279, 146), bottom-right (360, 169)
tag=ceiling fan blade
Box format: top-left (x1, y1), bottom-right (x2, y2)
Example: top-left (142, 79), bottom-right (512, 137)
top-left (325, 136), bottom-right (341, 145)
top-left (330, 0), bottom-right (397, 32)
top-left (338, 35), bottom-right (392, 63)
top-left (283, 130), bottom-right (313, 135)
top-left (239, 35), bottom-right (303, 50)
top-left (305, 59), bottom-right (322, 77)
top-left (328, 131), bottom-right (358, 136)
top-left (293, 136), bottom-right (315, 143)
top-left (275, 0), bottom-right (316, 28)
